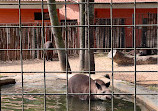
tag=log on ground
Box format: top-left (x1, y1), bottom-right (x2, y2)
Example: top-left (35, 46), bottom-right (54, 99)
top-left (0, 79), bottom-right (16, 86)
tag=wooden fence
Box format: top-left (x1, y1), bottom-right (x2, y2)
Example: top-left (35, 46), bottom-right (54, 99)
top-left (138, 13), bottom-right (157, 48)
top-left (95, 18), bottom-right (125, 51)
top-left (95, 13), bottom-right (157, 50)
top-left (0, 14), bottom-right (157, 61)
top-left (0, 21), bottom-right (78, 61)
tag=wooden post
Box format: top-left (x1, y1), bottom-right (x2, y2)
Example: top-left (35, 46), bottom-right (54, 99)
top-left (79, 0), bottom-right (86, 72)
top-left (32, 28), bottom-right (36, 59)
top-left (84, 0), bottom-right (95, 74)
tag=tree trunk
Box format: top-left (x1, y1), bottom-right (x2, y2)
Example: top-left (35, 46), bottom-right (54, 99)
top-left (84, 0), bottom-right (95, 74)
top-left (47, 0), bottom-right (71, 73)
top-left (79, 0), bottom-right (85, 72)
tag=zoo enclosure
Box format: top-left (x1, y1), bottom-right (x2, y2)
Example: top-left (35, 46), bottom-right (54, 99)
top-left (0, 0), bottom-right (158, 111)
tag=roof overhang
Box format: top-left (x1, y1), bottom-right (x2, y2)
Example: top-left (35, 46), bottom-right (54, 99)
top-left (0, 1), bottom-right (64, 9)
top-left (0, 1), bottom-right (157, 9)
top-left (94, 2), bottom-right (158, 8)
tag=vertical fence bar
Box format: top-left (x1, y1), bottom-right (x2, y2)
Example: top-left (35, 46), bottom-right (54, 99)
top-left (64, 0), bottom-right (69, 111)
top-left (157, 7), bottom-right (158, 65)
top-left (0, 76), bottom-right (2, 111)
top-left (87, 0), bottom-right (92, 111)
top-left (134, 0), bottom-right (137, 111)
top-left (41, 0), bottom-right (46, 110)
top-left (6, 26), bottom-right (9, 60)
top-left (18, 0), bottom-right (24, 110)
top-left (110, 0), bottom-right (114, 110)
top-left (0, 87), bottom-right (2, 111)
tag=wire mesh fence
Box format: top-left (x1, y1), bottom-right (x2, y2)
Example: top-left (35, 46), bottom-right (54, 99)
top-left (0, 0), bottom-right (157, 111)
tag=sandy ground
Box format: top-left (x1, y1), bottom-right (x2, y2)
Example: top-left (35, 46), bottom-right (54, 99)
top-left (0, 54), bottom-right (158, 86)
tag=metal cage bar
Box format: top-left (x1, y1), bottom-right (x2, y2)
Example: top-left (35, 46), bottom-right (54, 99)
top-left (0, 70), bottom-right (157, 74)
top-left (64, 0), bottom-right (69, 111)
top-left (18, 0), bottom-right (24, 110)
top-left (41, 0), bottom-right (47, 110)
top-left (134, 0), bottom-right (137, 110)
top-left (110, 0), bottom-right (114, 110)
top-left (2, 93), bottom-right (158, 96)
top-left (0, 47), bottom-right (158, 51)
top-left (0, 47), bottom-right (157, 51)
top-left (0, 24), bottom-right (158, 28)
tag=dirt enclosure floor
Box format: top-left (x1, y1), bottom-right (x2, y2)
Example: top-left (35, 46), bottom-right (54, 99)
top-left (0, 54), bottom-right (158, 90)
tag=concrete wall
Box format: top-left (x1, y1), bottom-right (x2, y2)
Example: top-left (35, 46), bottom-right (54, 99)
top-left (0, 9), bottom-right (60, 24)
